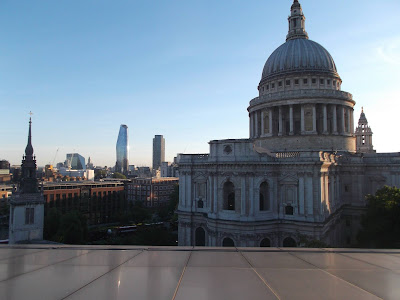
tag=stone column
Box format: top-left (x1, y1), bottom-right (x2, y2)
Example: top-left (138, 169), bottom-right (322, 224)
top-left (249, 114), bottom-right (252, 138)
top-left (278, 106), bottom-right (283, 136)
top-left (350, 109), bottom-right (354, 134)
top-left (347, 107), bottom-right (351, 134)
top-left (186, 172), bottom-right (192, 211)
top-left (299, 176), bottom-right (305, 215)
top-left (305, 175), bottom-right (313, 216)
top-left (332, 105), bottom-right (338, 134)
top-left (179, 173), bottom-right (186, 209)
top-left (289, 105), bottom-right (294, 135)
top-left (255, 112), bottom-right (258, 137)
top-left (301, 105), bottom-right (305, 134)
top-left (261, 111), bottom-right (265, 136)
top-left (213, 176), bottom-right (218, 213)
top-left (312, 104), bottom-right (317, 133)
top-left (269, 108), bottom-right (273, 135)
top-left (340, 106), bottom-right (345, 134)
top-left (241, 177), bottom-right (246, 216)
top-left (208, 175), bottom-right (213, 213)
top-left (323, 104), bottom-right (328, 134)
top-left (249, 176), bottom-right (254, 216)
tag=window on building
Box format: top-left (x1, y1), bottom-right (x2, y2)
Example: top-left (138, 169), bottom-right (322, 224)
top-left (260, 238), bottom-right (271, 247)
top-left (303, 78), bottom-right (308, 84)
top-left (223, 181), bottom-right (235, 211)
top-left (285, 205), bottom-right (294, 215)
top-left (312, 78), bottom-right (316, 84)
top-left (278, 81), bottom-right (282, 87)
top-left (320, 79), bottom-right (324, 84)
top-left (259, 182), bottom-right (270, 211)
top-left (295, 79), bottom-right (299, 85)
top-left (266, 84), bottom-right (269, 90)
top-left (222, 237), bottom-right (235, 247)
top-left (25, 207), bottom-right (34, 225)
top-left (195, 227), bottom-right (206, 246)
top-left (198, 199), bottom-right (204, 208)
top-left (271, 83), bottom-right (275, 89)
top-left (327, 79), bottom-right (331, 85)
top-left (286, 80), bottom-right (290, 86)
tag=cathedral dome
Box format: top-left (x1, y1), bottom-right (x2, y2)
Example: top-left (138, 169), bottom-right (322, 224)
top-left (261, 38), bottom-right (339, 82)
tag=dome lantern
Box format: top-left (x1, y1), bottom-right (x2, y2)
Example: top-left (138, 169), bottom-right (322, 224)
top-left (287, 0), bottom-right (308, 41)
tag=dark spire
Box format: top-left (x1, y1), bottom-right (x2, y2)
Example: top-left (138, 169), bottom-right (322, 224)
top-left (25, 115), bottom-right (34, 157)
top-left (20, 113), bottom-right (38, 194)
top-left (286, 0), bottom-right (309, 41)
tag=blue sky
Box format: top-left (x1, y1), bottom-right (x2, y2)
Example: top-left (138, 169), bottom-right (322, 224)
top-left (1, 0), bottom-right (400, 167)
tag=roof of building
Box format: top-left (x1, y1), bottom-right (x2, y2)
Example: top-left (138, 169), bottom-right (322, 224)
top-left (261, 0), bottom-right (339, 83)
top-left (0, 245), bottom-right (399, 299)
top-left (261, 39), bottom-right (339, 82)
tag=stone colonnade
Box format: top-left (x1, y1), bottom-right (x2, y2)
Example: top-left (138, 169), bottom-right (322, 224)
top-left (250, 103), bottom-right (354, 138)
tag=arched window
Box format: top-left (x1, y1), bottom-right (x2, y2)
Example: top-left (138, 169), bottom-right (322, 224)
top-left (260, 238), bottom-right (271, 247)
top-left (222, 237), bottom-right (235, 247)
top-left (283, 237), bottom-right (297, 247)
top-left (195, 227), bottom-right (206, 246)
top-left (285, 205), bottom-right (294, 215)
top-left (259, 182), bottom-right (270, 211)
top-left (223, 181), bottom-right (235, 211)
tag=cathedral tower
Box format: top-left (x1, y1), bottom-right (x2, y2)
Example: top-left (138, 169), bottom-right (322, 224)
top-left (9, 115), bottom-right (44, 244)
top-left (355, 108), bottom-right (375, 153)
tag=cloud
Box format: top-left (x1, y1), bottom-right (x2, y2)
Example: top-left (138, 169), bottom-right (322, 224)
top-left (375, 36), bottom-right (400, 65)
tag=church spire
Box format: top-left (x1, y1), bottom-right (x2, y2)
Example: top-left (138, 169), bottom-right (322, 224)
top-left (25, 114), bottom-right (34, 157)
top-left (286, 0), bottom-right (309, 41)
top-left (355, 108), bottom-right (375, 153)
top-left (20, 114), bottom-right (38, 193)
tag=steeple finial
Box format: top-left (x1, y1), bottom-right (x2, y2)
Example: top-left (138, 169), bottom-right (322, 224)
top-left (25, 112), bottom-right (34, 157)
top-left (286, 0), bottom-right (309, 41)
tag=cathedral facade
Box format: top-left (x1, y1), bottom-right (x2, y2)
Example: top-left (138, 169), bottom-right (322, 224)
top-left (177, 0), bottom-right (400, 247)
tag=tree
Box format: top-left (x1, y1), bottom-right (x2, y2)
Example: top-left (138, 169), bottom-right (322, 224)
top-left (112, 172), bottom-right (126, 179)
top-left (57, 211), bottom-right (87, 244)
top-left (357, 186), bottom-right (400, 248)
top-left (95, 169), bottom-right (107, 179)
top-left (44, 208), bottom-right (62, 240)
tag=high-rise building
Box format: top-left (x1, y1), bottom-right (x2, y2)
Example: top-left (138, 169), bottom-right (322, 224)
top-left (65, 153), bottom-right (85, 170)
top-left (9, 116), bottom-right (44, 244)
top-left (116, 125), bottom-right (129, 175)
top-left (152, 135), bottom-right (165, 171)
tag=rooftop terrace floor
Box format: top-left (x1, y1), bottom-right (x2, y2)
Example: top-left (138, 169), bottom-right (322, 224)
top-left (0, 245), bottom-right (399, 299)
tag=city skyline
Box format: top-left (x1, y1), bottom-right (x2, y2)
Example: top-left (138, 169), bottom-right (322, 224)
top-left (1, 0), bottom-right (399, 167)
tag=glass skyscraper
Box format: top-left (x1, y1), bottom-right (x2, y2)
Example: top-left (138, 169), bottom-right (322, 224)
top-left (116, 125), bottom-right (129, 175)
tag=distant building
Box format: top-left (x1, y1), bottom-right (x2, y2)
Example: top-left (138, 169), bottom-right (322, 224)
top-left (161, 160), bottom-right (179, 178)
top-left (86, 157), bottom-right (94, 170)
top-left (9, 116), bottom-right (44, 244)
top-left (58, 168), bottom-right (95, 181)
top-left (127, 177), bottom-right (178, 207)
top-left (0, 160), bottom-right (11, 183)
top-left (66, 153), bottom-right (86, 170)
top-left (116, 125), bottom-right (129, 175)
top-left (43, 181), bottom-right (125, 225)
top-left (152, 135), bottom-right (165, 172)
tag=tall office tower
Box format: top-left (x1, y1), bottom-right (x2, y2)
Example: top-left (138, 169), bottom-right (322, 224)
top-left (66, 153), bottom-right (86, 170)
top-left (116, 125), bottom-right (129, 175)
top-left (152, 135), bottom-right (165, 171)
